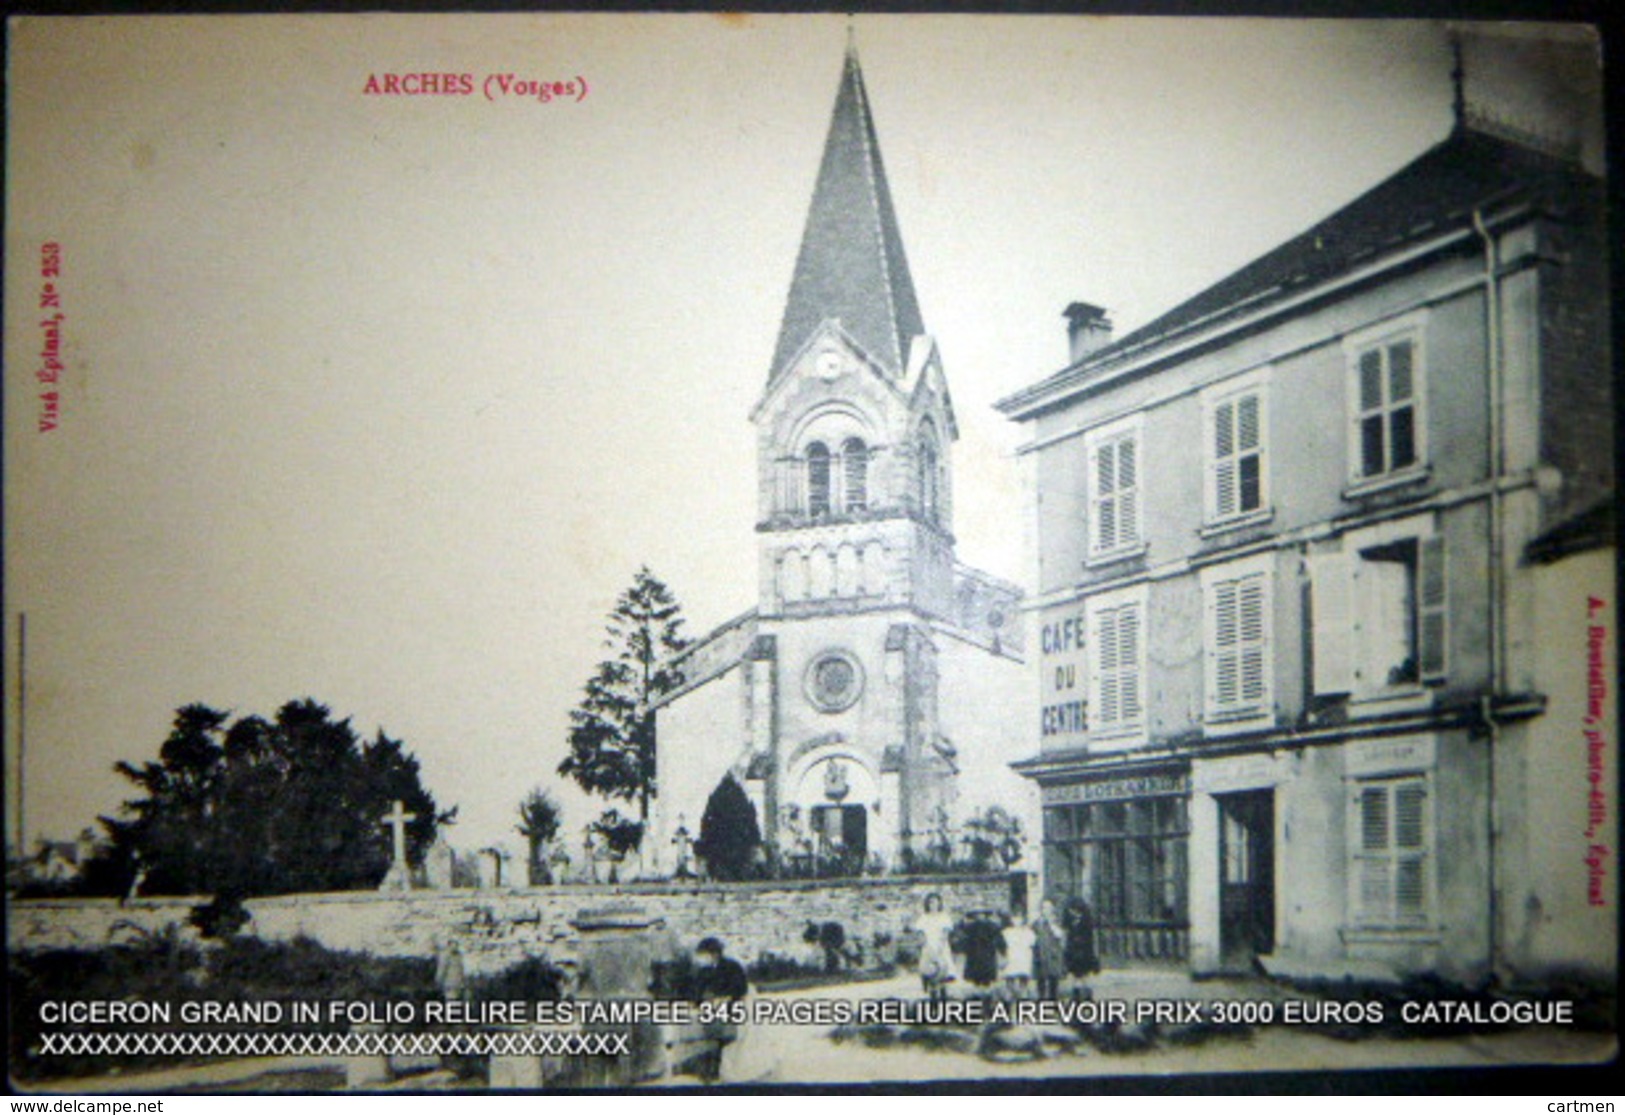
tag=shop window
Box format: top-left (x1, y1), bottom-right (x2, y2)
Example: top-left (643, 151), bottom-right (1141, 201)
top-left (1041, 795), bottom-right (1189, 936)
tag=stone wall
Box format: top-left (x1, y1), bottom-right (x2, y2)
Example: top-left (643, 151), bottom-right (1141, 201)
top-left (8, 875), bottom-right (1013, 978)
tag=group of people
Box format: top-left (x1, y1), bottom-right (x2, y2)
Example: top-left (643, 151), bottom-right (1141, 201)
top-left (914, 893), bottom-right (1099, 1002)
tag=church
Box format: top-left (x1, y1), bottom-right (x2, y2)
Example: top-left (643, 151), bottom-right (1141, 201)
top-left (649, 44), bottom-right (1027, 876)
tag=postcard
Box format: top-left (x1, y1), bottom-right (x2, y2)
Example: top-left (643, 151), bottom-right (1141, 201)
top-left (4, 10), bottom-right (1615, 1093)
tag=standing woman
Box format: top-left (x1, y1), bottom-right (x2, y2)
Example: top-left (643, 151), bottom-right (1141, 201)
top-left (915, 892), bottom-right (956, 1002)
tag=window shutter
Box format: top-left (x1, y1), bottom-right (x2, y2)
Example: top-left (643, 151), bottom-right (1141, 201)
top-left (1207, 569), bottom-right (1270, 718)
top-left (1093, 606), bottom-right (1119, 725)
top-left (1394, 857), bottom-right (1425, 920)
top-left (1117, 438), bottom-right (1139, 545)
top-left (1309, 551), bottom-right (1354, 695)
top-left (1212, 401), bottom-right (1236, 519)
top-left (1418, 536), bottom-right (1447, 681)
top-left (1090, 601), bottom-right (1142, 730)
top-left (1120, 603), bottom-right (1142, 723)
top-left (1356, 785), bottom-right (1391, 918)
top-left (1238, 575), bottom-right (1267, 705)
top-left (1394, 781), bottom-right (1425, 849)
top-left (1091, 441), bottom-right (1113, 554)
top-left (1394, 781), bottom-right (1426, 919)
top-left (1211, 581), bottom-right (1239, 711)
top-left (1236, 393), bottom-right (1260, 453)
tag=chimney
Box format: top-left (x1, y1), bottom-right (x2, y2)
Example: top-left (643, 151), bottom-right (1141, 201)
top-left (1063, 302), bottom-right (1113, 364)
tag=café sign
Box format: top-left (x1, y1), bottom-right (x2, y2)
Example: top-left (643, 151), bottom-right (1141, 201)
top-left (1039, 607), bottom-right (1087, 746)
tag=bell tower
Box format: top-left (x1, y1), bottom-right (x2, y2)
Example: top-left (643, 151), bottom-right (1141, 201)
top-left (649, 40), bottom-right (1023, 879)
top-left (744, 42), bottom-right (963, 867)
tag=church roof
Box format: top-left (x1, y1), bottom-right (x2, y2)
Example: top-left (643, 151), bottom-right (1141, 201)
top-left (999, 125), bottom-right (1601, 416)
top-left (769, 44), bottom-right (925, 384)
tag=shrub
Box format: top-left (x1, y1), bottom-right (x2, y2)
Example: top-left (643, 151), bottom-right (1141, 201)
top-left (467, 955), bottom-right (565, 1003)
top-left (189, 890), bottom-right (251, 939)
top-left (694, 774), bottom-right (761, 881)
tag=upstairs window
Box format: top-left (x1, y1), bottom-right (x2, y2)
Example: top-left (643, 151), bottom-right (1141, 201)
top-left (1085, 417), bottom-right (1142, 560)
top-left (1203, 556), bottom-right (1272, 724)
top-left (1204, 374), bottom-right (1268, 524)
top-left (1310, 522), bottom-right (1447, 698)
top-left (806, 442), bottom-right (832, 517)
top-left (1087, 588), bottom-right (1146, 741)
top-left (1346, 317), bottom-right (1427, 487)
top-left (842, 437), bottom-right (868, 513)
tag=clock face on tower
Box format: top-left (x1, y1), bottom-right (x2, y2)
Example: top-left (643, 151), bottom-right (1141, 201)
top-left (815, 349), bottom-right (845, 380)
top-left (806, 649), bottom-right (863, 713)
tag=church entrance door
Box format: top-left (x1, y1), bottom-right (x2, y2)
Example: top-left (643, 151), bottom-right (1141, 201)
top-left (811, 804), bottom-right (867, 875)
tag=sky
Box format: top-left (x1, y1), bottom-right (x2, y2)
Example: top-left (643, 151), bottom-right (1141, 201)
top-left (4, 12), bottom-right (1604, 859)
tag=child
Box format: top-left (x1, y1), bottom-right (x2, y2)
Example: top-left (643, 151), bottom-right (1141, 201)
top-left (1002, 908), bottom-right (1037, 1000)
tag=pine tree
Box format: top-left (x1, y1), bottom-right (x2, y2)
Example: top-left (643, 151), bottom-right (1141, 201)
top-left (557, 568), bottom-right (691, 832)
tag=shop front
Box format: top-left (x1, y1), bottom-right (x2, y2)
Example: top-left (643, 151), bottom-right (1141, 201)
top-left (1039, 766), bottom-right (1191, 965)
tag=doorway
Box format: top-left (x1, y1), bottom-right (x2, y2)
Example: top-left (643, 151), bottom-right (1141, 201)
top-left (1217, 789), bottom-right (1275, 967)
top-left (810, 803), bottom-right (867, 875)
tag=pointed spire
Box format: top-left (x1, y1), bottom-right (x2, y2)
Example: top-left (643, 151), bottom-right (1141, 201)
top-left (768, 41), bottom-right (926, 383)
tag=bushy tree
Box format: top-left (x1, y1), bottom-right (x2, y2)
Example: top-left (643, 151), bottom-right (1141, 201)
top-left (694, 774), bottom-right (761, 882)
top-left (89, 700), bottom-right (451, 897)
top-left (589, 809), bottom-right (644, 860)
top-left (962, 805), bottom-right (1024, 872)
top-left (557, 568), bottom-right (690, 833)
top-left (516, 788), bottom-right (563, 885)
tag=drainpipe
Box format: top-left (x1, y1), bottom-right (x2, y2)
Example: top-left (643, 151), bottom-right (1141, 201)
top-left (1472, 208), bottom-right (1504, 979)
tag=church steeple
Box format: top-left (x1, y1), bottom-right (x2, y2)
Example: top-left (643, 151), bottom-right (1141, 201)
top-left (769, 42), bottom-right (926, 384)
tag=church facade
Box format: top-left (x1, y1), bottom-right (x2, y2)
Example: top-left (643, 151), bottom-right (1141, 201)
top-left (650, 47), bottom-right (1025, 876)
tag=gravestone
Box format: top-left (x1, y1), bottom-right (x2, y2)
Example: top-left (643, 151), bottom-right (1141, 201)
top-left (481, 847), bottom-right (512, 889)
top-left (423, 837), bottom-right (456, 890)
top-left (572, 907), bottom-right (684, 1084)
top-left (487, 906), bottom-right (681, 1087)
top-left (671, 817), bottom-right (697, 879)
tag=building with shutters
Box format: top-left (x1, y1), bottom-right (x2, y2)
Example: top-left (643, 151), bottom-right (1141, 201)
top-left (997, 112), bottom-right (1612, 984)
top-left (648, 44), bottom-right (1027, 878)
